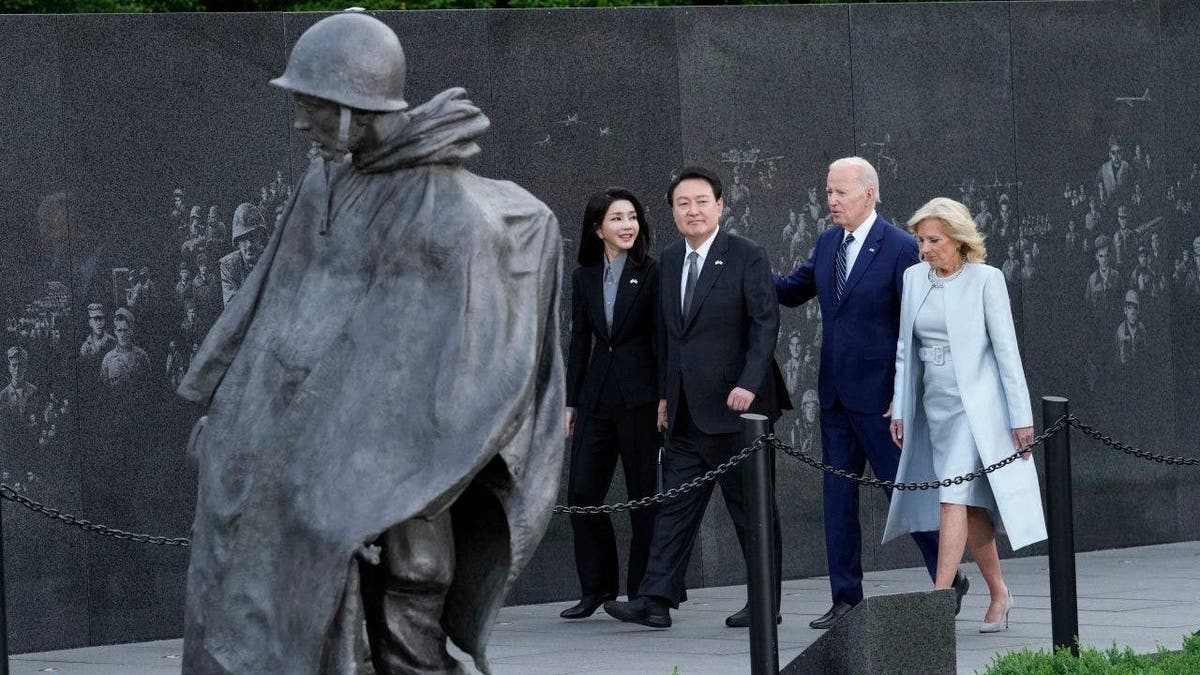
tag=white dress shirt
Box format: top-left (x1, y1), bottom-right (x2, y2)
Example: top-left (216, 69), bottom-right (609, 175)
top-left (841, 210), bottom-right (877, 275)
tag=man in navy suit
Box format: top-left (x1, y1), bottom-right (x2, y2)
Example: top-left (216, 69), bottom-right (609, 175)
top-left (605, 166), bottom-right (788, 629)
top-left (775, 157), bottom-right (962, 629)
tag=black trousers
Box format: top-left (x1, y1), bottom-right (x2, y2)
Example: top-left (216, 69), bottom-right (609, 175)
top-left (637, 393), bottom-right (783, 607)
top-left (566, 400), bottom-right (660, 598)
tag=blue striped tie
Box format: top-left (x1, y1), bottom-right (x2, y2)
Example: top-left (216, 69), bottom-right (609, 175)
top-left (835, 233), bottom-right (854, 302)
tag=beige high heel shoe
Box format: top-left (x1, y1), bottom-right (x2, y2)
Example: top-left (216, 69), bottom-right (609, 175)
top-left (979, 588), bottom-right (1013, 633)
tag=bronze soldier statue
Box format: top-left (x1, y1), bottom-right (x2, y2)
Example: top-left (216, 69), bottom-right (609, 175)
top-left (179, 11), bottom-right (564, 674)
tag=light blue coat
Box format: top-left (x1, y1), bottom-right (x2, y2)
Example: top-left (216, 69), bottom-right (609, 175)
top-left (882, 262), bottom-right (1047, 551)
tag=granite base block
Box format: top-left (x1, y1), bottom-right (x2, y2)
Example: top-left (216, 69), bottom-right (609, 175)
top-left (783, 589), bottom-right (956, 675)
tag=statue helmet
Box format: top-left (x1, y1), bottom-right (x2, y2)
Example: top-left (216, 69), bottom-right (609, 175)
top-left (269, 12), bottom-right (407, 113)
top-left (231, 203), bottom-right (266, 242)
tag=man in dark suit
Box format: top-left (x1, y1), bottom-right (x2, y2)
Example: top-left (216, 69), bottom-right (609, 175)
top-left (775, 157), bottom-right (961, 629)
top-left (604, 166), bottom-right (788, 629)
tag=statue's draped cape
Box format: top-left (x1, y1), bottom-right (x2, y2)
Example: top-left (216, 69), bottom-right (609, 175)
top-left (178, 88), bottom-right (564, 674)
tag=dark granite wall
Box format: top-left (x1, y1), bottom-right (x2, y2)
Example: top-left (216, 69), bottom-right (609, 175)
top-left (0, 0), bottom-right (1197, 652)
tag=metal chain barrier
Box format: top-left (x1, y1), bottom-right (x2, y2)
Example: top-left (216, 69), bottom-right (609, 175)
top-left (775, 414), bottom-right (1074, 490)
top-left (1068, 415), bottom-right (1200, 466)
top-left (1, 413), bottom-right (1187, 544)
top-left (553, 435), bottom-right (768, 514)
top-left (0, 484), bottom-right (190, 547)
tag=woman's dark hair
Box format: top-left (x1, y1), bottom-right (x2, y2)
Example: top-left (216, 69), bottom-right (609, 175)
top-left (577, 187), bottom-right (651, 267)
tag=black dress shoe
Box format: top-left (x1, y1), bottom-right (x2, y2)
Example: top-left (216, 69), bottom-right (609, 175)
top-left (603, 596), bottom-right (672, 628)
top-left (560, 593), bottom-right (617, 620)
top-left (951, 570), bottom-right (970, 616)
top-left (809, 601), bottom-right (855, 629)
top-left (725, 603), bottom-right (783, 628)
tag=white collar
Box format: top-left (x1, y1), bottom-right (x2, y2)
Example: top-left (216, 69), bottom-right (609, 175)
top-left (843, 210), bottom-right (877, 243)
top-left (686, 226), bottom-right (720, 261)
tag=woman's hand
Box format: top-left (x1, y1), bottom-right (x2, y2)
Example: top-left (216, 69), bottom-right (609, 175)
top-left (889, 419), bottom-right (904, 448)
top-left (1012, 426), bottom-right (1034, 459)
top-left (565, 408), bottom-right (576, 440)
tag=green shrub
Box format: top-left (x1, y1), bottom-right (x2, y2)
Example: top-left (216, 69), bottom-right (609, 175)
top-left (981, 634), bottom-right (1200, 674)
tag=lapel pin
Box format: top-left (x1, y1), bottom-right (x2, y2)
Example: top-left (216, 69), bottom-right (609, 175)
top-left (868, 248), bottom-right (876, 253)
top-left (714, 260), bottom-right (725, 266)
top-left (629, 278), bottom-right (638, 284)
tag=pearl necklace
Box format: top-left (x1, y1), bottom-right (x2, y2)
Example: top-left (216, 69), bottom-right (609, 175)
top-left (928, 259), bottom-right (967, 287)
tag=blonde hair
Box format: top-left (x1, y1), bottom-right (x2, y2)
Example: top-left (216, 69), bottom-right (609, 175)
top-left (907, 197), bottom-right (987, 263)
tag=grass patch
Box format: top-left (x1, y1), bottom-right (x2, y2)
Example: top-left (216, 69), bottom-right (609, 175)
top-left (981, 633), bottom-right (1200, 674)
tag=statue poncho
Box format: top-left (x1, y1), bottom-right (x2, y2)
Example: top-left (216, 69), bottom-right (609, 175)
top-left (177, 88), bottom-right (564, 674)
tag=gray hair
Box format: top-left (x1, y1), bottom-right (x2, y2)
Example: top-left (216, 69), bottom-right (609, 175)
top-left (829, 157), bottom-right (882, 205)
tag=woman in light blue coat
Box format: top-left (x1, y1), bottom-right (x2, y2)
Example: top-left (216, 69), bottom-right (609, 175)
top-left (884, 197), bottom-right (1046, 633)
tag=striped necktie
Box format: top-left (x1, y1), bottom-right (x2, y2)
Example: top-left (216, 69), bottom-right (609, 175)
top-left (835, 233), bottom-right (854, 302)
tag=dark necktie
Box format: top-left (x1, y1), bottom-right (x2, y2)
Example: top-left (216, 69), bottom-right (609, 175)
top-left (835, 233), bottom-right (855, 302)
top-left (603, 264), bottom-right (615, 330)
top-left (682, 251), bottom-right (699, 321)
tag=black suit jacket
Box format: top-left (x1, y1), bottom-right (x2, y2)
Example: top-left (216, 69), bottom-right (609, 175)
top-left (566, 256), bottom-right (659, 411)
top-left (657, 230), bottom-right (789, 435)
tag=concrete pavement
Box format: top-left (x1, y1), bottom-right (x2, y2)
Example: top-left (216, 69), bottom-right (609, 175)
top-left (10, 541), bottom-right (1200, 674)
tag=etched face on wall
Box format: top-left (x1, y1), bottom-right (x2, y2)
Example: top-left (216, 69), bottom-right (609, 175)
top-left (113, 318), bottom-right (132, 347)
top-left (8, 357), bottom-right (20, 384)
top-left (1124, 298), bottom-right (1139, 325)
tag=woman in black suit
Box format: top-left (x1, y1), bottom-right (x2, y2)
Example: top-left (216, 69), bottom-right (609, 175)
top-left (561, 187), bottom-right (661, 619)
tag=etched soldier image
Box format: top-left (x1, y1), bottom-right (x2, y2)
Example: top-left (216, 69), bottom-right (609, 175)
top-left (1115, 289), bottom-right (1147, 367)
top-left (1001, 243), bottom-right (1019, 283)
top-left (788, 389), bottom-right (819, 456)
top-left (1097, 140), bottom-right (1131, 202)
top-left (974, 198), bottom-right (993, 233)
top-left (179, 12), bottom-right (563, 675)
top-left (174, 261), bottom-right (194, 304)
top-left (170, 188), bottom-right (188, 232)
top-left (79, 303), bottom-right (117, 366)
top-left (165, 340), bottom-right (189, 391)
top-left (783, 331), bottom-right (803, 397)
top-left (191, 253), bottom-right (221, 321)
top-left (218, 202), bottom-right (266, 306)
top-left (124, 267), bottom-right (156, 312)
top-left (205, 205), bottom-right (229, 247)
top-left (1184, 236), bottom-right (1200, 298)
top-left (0, 347), bottom-right (40, 432)
top-left (1130, 245), bottom-right (1155, 297)
top-left (1112, 205), bottom-right (1134, 270)
top-left (182, 205), bottom-right (209, 256)
top-left (100, 308), bottom-right (151, 388)
top-left (1085, 234), bottom-right (1121, 318)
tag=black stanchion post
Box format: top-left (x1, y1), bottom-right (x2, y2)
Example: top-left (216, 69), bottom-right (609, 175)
top-left (1042, 396), bottom-right (1078, 656)
top-left (739, 413), bottom-right (778, 675)
top-left (1, 499), bottom-right (9, 675)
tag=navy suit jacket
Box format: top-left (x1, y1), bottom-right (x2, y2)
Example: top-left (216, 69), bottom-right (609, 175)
top-left (565, 256), bottom-right (659, 411)
top-left (775, 216), bottom-right (919, 415)
top-left (658, 230), bottom-right (789, 435)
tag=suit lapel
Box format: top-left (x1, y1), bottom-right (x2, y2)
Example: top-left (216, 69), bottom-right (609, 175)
top-left (816, 230), bottom-right (837, 310)
top-left (835, 222), bottom-right (886, 316)
top-left (683, 231), bottom-right (730, 331)
top-left (940, 263), bottom-right (971, 343)
top-left (609, 257), bottom-right (644, 338)
top-left (662, 241), bottom-right (685, 333)
top-left (584, 265), bottom-right (609, 340)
